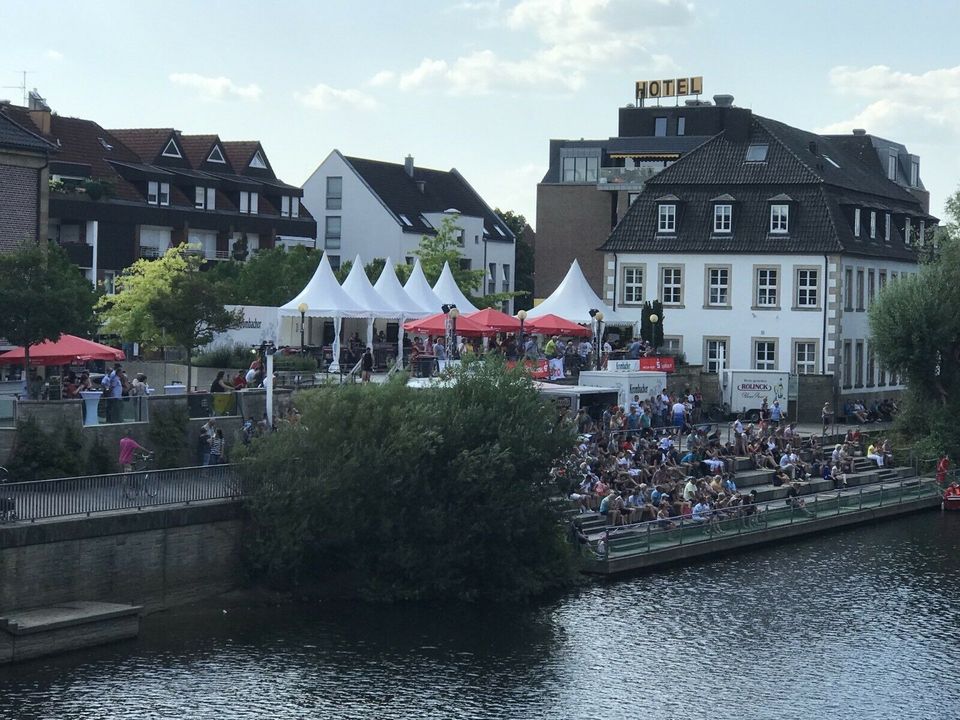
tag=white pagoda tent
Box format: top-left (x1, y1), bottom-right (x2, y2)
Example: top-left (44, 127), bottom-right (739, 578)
top-left (342, 254), bottom-right (399, 347)
top-left (525, 259), bottom-right (632, 325)
top-left (374, 257), bottom-right (430, 368)
top-left (432, 261), bottom-right (478, 313)
top-left (279, 253), bottom-right (368, 372)
top-left (403, 258), bottom-right (444, 314)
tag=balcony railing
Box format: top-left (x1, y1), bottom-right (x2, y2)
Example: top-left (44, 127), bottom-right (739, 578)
top-left (597, 166), bottom-right (659, 190)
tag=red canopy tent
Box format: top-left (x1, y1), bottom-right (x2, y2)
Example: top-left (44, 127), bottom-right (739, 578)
top-left (464, 308), bottom-right (521, 333)
top-left (0, 335), bottom-right (126, 366)
top-left (523, 313), bottom-right (592, 338)
top-left (403, 312), bottom-right (488, 337)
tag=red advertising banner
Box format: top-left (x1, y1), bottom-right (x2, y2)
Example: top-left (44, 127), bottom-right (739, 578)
top-left (638, 356), bottom-right (675, 372)
top-left (506, 359), bottom-right (551, 379)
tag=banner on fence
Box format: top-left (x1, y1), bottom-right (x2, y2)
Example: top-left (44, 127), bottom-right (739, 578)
top-left (609, 357), bottom-right (676, 372)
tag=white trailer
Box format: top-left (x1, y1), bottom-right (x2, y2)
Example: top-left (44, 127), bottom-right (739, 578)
top-left (720, 369), bottom-right (789, 421)
top-left (577, 370), bottom-right (668, 409)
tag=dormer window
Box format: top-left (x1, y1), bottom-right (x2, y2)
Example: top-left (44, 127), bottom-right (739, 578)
top-left (249, 151), bottom-right (267, 169)
top-left (887, 151), bottom-right (897, 181)
top-left (745, 144), bottom-right (768, 162)
top-left (904, 217), bottom-right (911, 245)
top-left (239, 191), bottom-right (258, 214)
top-left (281, 196), bottom-right (300, 218)
top-left (854, 208), bottom-right (861, 237)
top-left (910, 159), bottom-right (919, 187)
top-left (870, 211), bottom-right (876, 239)
top-left (884, 213), bottom-right (891, 242)
top-left (207, 145), bottom-right (226, 164)
top-left (195, 186), bottom-right (215, 210)
top-left (769, 204), bottom-right (789, 234)
top-left (713, 204), bottom-right (732, 233)
top-left (658, 204), bottom-right (676, 233)
top-left (147, 180), bottom-right (169, 206)
top-left (161, 139), bottom-right (182, 159)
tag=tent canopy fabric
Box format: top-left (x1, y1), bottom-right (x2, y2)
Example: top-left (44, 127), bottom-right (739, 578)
top-left (465, 307), bottom-right (521, 333)
top-left (279, 252), bottom-right (368, 318)
top-left (403, 311), bottom-right (488, 338)
top-left (524, 259), bottom-right (630, 325)
top-left (432, 261), bottom-right (478, 313)
top-left (0, 334), bottom-right (125, 366)
top-left (524, 313), bottom-right (592, 338)
top-left (373, 257), bottom-right (430, 319)
top-left (342, 255), bottom-right (400, 319)
top-left (403, 258), bottom-right (445, 314)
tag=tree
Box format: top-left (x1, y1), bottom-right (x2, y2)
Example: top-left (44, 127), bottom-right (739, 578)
top-left (0, 240), bottom-right (96, 378)
top-left (495, 208), bottom-right (534, 311)
top-left (147, 271), bottom-right (242, 390)
top-left (639, 300), bottom-right (665, 348)
top-left (237, 357), bottom-right (579, 601)
top-left (414, 214), bottom-right (483, 291)
top-left (208, 245), bottom-right (321, 307)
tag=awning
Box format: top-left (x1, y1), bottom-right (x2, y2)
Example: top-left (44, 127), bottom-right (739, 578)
top-left (0, 335), bottom-right (125, 366)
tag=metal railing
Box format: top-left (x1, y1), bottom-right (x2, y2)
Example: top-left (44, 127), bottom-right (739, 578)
top-left (0, 464), bottom-right (241, 523)
top-left (591, 476), bottom-right (941, 562)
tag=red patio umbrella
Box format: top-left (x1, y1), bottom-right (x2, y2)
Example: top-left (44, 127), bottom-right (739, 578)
top-left (0, 334), bottom-right (126, 366)
top-left (464, 308), bottom-right (521, 333)
top-left (403, 311), bottom-right (488, 337)
top-left (523, 313), bottom-right (592, 337)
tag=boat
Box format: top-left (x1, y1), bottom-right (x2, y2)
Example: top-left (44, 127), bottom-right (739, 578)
top-left (942, 484), bottom-right (960, 510)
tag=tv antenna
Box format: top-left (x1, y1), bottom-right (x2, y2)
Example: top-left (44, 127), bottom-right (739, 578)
top-left (2, 71), bottom-right (34, 105)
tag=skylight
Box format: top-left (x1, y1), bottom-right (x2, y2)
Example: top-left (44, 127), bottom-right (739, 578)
top-left (745, 144), bottom-right (769, 162)
top-left (399, 214), bottom-right (413, 227)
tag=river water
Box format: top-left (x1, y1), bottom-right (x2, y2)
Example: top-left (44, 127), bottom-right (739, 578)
top-left (2, 511), bottom-right (960, 720)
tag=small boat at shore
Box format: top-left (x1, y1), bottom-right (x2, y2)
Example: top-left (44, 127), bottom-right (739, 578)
top-left (943, 494), bottom-right (960, 511)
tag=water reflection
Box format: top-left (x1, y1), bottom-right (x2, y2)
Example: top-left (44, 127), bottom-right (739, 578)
top-left (2, 513), bottom-right (960, 719)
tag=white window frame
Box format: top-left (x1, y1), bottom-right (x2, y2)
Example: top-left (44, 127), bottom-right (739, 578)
top-left (844, 267), bottom-right (853, 311)
top-left (326, 176), bottom-right (342, 210)
top-left (713, 204), bottom-right (732, 233)
top-left (291, 197), bottom-right (299, 218)
top-left (195, 186), bottom-right (205, 210)
top-left (854, 208), bottom-right (861, 237)
top-left (753, 339), bottom-right (777, 371)
top-left (240, 192), bottom-right (249, 214)
top-left (706, 266), bottom-right (730, 307)
top-left (654, 117), bottom-right (667, 137)
top-left (754, 266), bottom-right (779, 308)
top-left (281, 196), bottom-right (291, 217)
top-left (249, 191), bottom-right (258, 214)
top-left (677, 117), bottom-right (686, 136)
top-left (622, 265), bottom-right (645, 305)
top-left (658, 204), bottom-right (676, 233)
top-left (870, 211), bottom-right (876, 239)
top-left (856, 269), bottom-right (865, 311)
top-left (793, 340), bottom-right (818, 375)
top-left (795, 268), bottom-right (819, 309)
top-left (250, 150), bottom-right (267, 170)
top-left (888, 151), bottom-right (897, 181)
top-left (911, 159), bottom-right (919, 187)
top-left (769, 204), bottom-right (789, 234)
top-left (147, 181), bottom-right (159, 205)
top-left (159, 182), bottom-right (169, 206)
top-left (207, 145), bottom-right (226, 164)
top-left (884, 213), bottom-right (891, 242)
top-left (660, 265), bottom-right (683, 306)
top-left (324, 216), bottom-right (341, 249)
top-left (161, 139), bottom-right (181, 159)
top-left (704, 338), bottom-right (729, 373)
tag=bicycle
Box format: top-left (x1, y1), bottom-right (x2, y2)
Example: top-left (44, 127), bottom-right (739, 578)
top-left (0, 465), bottom-right (15, 523)
top-left (121, 452), bottom-right (159, 500)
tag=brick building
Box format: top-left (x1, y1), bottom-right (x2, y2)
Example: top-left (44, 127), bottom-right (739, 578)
top-left (0, 103), bottom-right (55, 251)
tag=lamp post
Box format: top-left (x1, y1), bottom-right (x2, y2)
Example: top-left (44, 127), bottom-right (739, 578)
top-left (449, 306), bottom-right (460, 359)
top-left (594, 311), bottom-right (603, 369)
top-left (516, 309), bottom-right (527, 359)
top-left (298, 302), bottom-right (308, 354)
top-left (649, 313), bottom-right (660, 355)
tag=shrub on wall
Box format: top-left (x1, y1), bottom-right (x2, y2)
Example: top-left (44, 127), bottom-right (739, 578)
top-left (148, 403), bottom-right (190, 468)
top-left (6, 418), bottom-right (84, 481)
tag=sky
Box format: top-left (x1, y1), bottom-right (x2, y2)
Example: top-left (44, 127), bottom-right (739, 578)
top-left (3, 0), bottom-right (960, 228)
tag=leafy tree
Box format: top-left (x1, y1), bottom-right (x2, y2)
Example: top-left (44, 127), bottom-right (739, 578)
top-left (0, 240), bottom-right (96, 378)
top-left (414, 214), bottom-right (483, 292)
top-left (147, 272), bottom-right (242, 390)
top-left (208, 245), bottom-right (321, 307)
top-left (495, 208), bottom-right (534, 311)
top-left (237, 357), bottom-right (579, 601)
top-left (639, 300), bottom-right (665, 348)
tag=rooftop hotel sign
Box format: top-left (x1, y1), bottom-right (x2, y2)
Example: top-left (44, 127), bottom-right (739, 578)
top-left (635, 76), bottom-right (703, 104)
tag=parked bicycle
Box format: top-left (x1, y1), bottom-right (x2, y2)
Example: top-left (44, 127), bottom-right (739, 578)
top-left (121, 452), bottom-right (159, 501)
top-left (0, 465), bottom-right (15, 522)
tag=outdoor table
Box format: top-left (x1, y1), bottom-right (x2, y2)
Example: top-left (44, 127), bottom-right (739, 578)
top-left (79, 390), bottom-right (103, 427)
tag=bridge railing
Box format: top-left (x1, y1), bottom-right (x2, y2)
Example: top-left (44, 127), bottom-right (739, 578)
top-left (0, 464), bottom-right (241, 523)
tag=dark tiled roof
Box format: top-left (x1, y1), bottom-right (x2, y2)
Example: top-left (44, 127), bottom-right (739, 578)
top-left (222, 141), bottom-right (271, 176)
top-left (601, 114), bottom-right (931, 261)
top-left (178, 134), bottom-right (220, 167)
top-left (605, 135), bottom-right (712, 155)
top-left (344, 155), bottom-right (515, 241)
top-left (0, 110), bottom-right (56, 153)
top-left (107, 128), bottom-right (175, 163)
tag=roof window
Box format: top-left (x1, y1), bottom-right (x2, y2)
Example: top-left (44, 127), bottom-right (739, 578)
top-left (249, 150), bottom-right (267, 169)
top-left (207, 145), bottom-right (226, 164)
top-left (399, 214), bottom-right (413, 227)
top-left (745, 144), bottom-right (769, 162)
top-left (161, 139), bottom-right (182, 159)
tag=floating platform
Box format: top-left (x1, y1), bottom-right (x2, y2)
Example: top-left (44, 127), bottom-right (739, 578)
top-left (0, 601), bottom-right (141, 664)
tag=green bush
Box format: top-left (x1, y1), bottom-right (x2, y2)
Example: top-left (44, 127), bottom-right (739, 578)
top-left (272, 354), bottom-right (317, 371)
top-left (238, 356), bottom-right (579, 602)
top-left (86, 436), bottom-right (118, 475)
top-left (193, 343), bottom-right (250, 368)
top-left (148, 403), bottom-right (190, 468)
top-left (6, 418), bottom-right (84, 481)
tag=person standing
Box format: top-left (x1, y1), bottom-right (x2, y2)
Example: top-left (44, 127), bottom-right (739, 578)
top-left (936, 454), bottom-right (950, 487)
top-left (118, 432), bottom-right (148, 473)
top-left (361, 346), bottom-right (374, 382)
top-left (821, 402), bottom-right (833, 433)
top-left (102, 363), bottom-right (123, 423)
top-left (208, 428), bottom-right (226, 465)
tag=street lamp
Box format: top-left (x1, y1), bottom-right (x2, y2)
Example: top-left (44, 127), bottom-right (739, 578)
top-left (516, 309), bottom-right (527, 359)
top-left (297, 302), bottom-right (308, 354)
top-left (449, 306), bottom-right (460, 359)
top-left (594, 310), bottom-right (604, 369)
top-left (649, 313), bottom-right (660, 355)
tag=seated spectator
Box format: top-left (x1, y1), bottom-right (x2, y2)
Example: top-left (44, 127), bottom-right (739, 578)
top-left (866, 441), bottom-right (885, 468)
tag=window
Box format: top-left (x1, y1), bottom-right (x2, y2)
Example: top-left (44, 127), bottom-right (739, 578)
top-left (622, 266), bottom-right (644, 304)
top-left (794, 341), bottom-right (817, 375)
top-left (207, 145), bottom-right (226, 164)
top-left (885, 213), bottom-right (891, 242)
top-left (755, 267), bottom-right (778, 307)
top-left (855, 341), bottom-right (864, 387)
top-left (856, 269), bottom-right (864, 311)
top-left (769, 204), bottom-right (789, 233)
top-left (705, 339), bottom-right (728, 373)
top-left (745, 144), bottom-right (769, 162)
top-left (904, 217), bottom-right (911, 245)
top-left (796, 268), bottom-right (819, 308)
top-left (888, 151), bottom-right (897, 181)
top-left (842, 341), bottom-right (852, 388)
top-left (280, 196), bottom-right (300, 218)
top-left (459, 258), bottom-right (472, 271)
top-left (327, 255), bottom-right (340, 272)
top-left (398, 214), bottom-right (413, 227)
top-left (147, 181), bottom-right (169, 206)
top-left (456, 229), bottom-right (465, 246)
top-left (844, 268), bottom-right (853, 311)
top-left (249, 150), bottom-right (267, 170)
top-left (911, 159), bottom-right (920, 187)
top-left (677, 117), bottom-right (686, 136)
top-left (879, 271), bottom-right (887, 290)
top-left (240, 192), bottom-right (248, 214)
top-left (870, 211), bottom-right (876, 239)
top-left (281, 196), bottom-right (291, 217)
top-left (326, 176), bottom-right (342, 210)
top-left (867, 270), bottom-right (876, 306)
top-left (250, 192), bottom-right (258, 214)
top-left (658, 204), bottom-right (676, 233)
top-left (661, 266), bottom-right (682, 305)
top-left (195, 187), bottom-right (205, 209)
top-left (854, 208), bottom-right (861, 237)
top-left (239, 191), bottom-right (258, 214)
top-left (867, 342), bottom-right (875, 387)
top-left (707, 267), bottom-right (729, 307)
top-left (324, 216), bottom-right (341, 249)
top-left (628, 192), bottom-right (639, 206)
top-left (561, 155), bottom-right (599, 182)
top-left (487, 263), bottom-right (496, 294)
top-left (662, 337), bottom-right (682, 356)
top-left (919, 220), bottom-right (926, 245)
top-left (754, 340), bottom-right (776, 370)
top-left (102, 270), bottom-right (116, 296)
top-left (405, 256), bottom-right (413, 266)
top-left (714, 204), bottom-right (732, 233)
top-left (502, 263), bottom-right (510, 293)
top-left (291, 197), bottom-right (299, 218)
top-left (161, 139), bottom-right (181, 159)
top-left (654, 117), bottom-right (667, 136)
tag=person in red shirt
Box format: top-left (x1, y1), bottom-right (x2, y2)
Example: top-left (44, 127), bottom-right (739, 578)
top-left (936, 454), bottom-right (950, 486)
top-left (118, 432), bottom-right (148, 472)
top-left (944, 482), bottom-right (960, 498)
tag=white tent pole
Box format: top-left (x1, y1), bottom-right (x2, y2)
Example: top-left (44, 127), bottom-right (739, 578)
top-left (330, 316), bottom-right (342, 374)
top-left (397, 319), bottom-right (405, 370)
top-left (366, 317), bottom-right (374, 350)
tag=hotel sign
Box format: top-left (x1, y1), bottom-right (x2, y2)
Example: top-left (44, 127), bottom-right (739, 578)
top-left (635, 76), bottom-right (703, 103)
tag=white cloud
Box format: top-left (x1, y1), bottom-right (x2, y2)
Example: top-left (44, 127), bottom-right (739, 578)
top-left (168, 73), bottom-right (262, 101)
top-left (45, 49), bottom-right (63, 62)
top-left (367, 70), bottom-right (396, 87)
top-left (375, 0), bottom-right (693, 96)
top-left (295, 83), bottom-right (378, 111)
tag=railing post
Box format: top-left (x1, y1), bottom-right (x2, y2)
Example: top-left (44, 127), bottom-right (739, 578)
top-left (679, 516), bottom-right (684, 546)
top-left (646, 521), bottom-right (651, 553)
top-left (879, 485), bottom-right (883, 507)
top-left (859, 487), bottom-right (863, 510)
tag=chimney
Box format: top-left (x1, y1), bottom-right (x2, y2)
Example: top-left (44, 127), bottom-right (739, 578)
top-left (808, 141), bottom-right (818, 156)
top-left (713, 94), bottom-right (734, 107)
top-left (404, 155), bottom-right (414, 178)
top-left (416, 180), bottom-right (426, 194)
top-left (27, 89), bottom-right (51, 134)
top-left (852, 128), bottom-right (866, 136)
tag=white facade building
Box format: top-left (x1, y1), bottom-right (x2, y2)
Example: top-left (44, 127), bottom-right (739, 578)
top-left (301, 151), bottom-right (516, 312)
